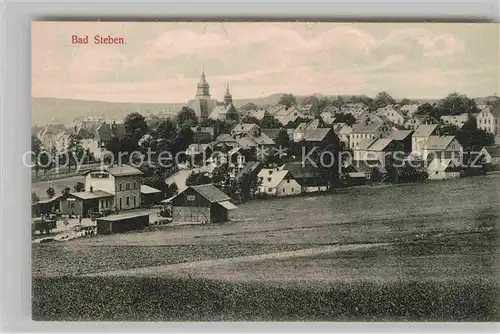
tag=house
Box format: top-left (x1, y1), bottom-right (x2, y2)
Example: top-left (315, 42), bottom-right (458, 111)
top-left (96, 211), bottom-right (150, 235)
top-left (59, 190), bottom-right (114, 217)
top-left (37, 125), bottom-right (65, 150)
top-left (348, 121), bottom-right (393, 149)
top-left (336, 124), bottom-right (352, 147)
top-left (84, 164), bottom-right (143, 212)
top-left (257, 168), bottom-right (302, 196)
top-left (54, 126), bottom-right (95, 156)
top-left (404, 114), bottom-right (440, 130)
top-left (167, 184), bottom-right (237, 224)
top-left (297, 103), bottom-right (316, 115)
top-left (191, 126), bottom-right (215, 143)
top-left (141, 185), bottom-right (163, 206)
top-left (261, 128), bottom-right (283, 142)
top-left (353, 138), bottom-right (378, 161)
top-left (274, 106), bottom-right (311, 126)
top-left (292, 118), bottom-right (323, 142)
top-left (476, 107), bottom-right (500, 135)
top-left (440, 113), bottom-right (469, 128)
top-left (479, 145), bottom-right (500, 170)
top-left (341, 103), bottom-right (369, 118)
top-left (320, 105), bottom-right (340, 115)
top-left (319, 111), bottom-right (336, 125)
top-left (231, 123), bottom-right (260, 136)
top-left (185, 143), bottom-right (213, 161)
top-left (244, 108), bottom-right (271, 121)
top-left (209, 103), bottom-right (238, 121)
top-left (422, 135), bottom-right (463, 163)
top-left (281, 162), bottom-right (328, 193)
top-left (387, 129), bottom-right (414, 153)
top-left (376, 105), bottom-right (406, 126)
top-left (427, 158), bottom-right (461, 180)
top-left (94, 122), bottom-right (128, 160)
top-left (411, 124), bottom-right (439, 156)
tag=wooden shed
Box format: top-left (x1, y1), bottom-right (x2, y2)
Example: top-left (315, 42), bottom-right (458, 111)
top-left (167, 184), bottom-right (237, 224)
top-left (96, 211), bottom-right (150, 235)
top-left (59, 190), bottom-right (114, 217)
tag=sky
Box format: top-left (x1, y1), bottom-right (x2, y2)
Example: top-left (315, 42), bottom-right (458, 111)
top-left (32, 22), bottom-right (499, 103)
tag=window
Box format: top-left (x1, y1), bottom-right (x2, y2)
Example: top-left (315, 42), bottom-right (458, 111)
top-left (119, 198), bottom-right (122, 209)
top-left (126, 196), bottom-right (130, 206)
top-left (287, 179), bottom-right (290, 183)
top-left (187, 195), bottom-right (196, 201)
top-left (133, 196), bottom-right (136, 207)
top-left (282, 188), bottom-right (285, 193)
top-left (291, 188), bottom-right (294, 193)
top-left (126, 183), bottom-right (130, 190)
top-left (268, 188), bottom-right (272, 193)
top-left (119, 183), bottom-right (122, 191)
top-left (267, 177), bottom-right (271, 182)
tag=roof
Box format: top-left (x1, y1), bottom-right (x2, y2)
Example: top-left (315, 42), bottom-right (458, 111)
top-left (97, 210), bottom-right (151, 222)
top-left (302, 128), bottom-right (334, 142)
top-left (337, 125), bottom-right (353, 135)
top-left (104, 165), bottom-right (143, 177)
top-left (482, 145), bottom-right (500, 157)
top-left (427, 158), bottom-right (456, 172)
top-left (348, 172), bottom-right (366, 178)
top-left (237, 161), bottom-right (262, 178)
top-left (424, 136), bottom-right (457, 150)
top-left (388, 130), bottom-right (413, 141)
top-left (70, 190), bottom-right (113, 200)
top-left (261, 128), bottom-right (282, 140)
top-left (232, 123), bottom-right (259, 134)
top-left (215, 133), bottom-right (237, 143)
top-left (320, 112), bottom-right (336, 125)
top-left (351, 122), bottom-right (388, 134)
top-left (188, 184), bottom-right (231, 203)
top-left (191, 126), bottom-right (215, 137)
top-left (355, 138), bottom-right (377, 150)
top-left (282, 162), bottom-right (320, 179)
top-left (258, 169), bottom-right (292, 188)
top-left (441, 114), bottom-right (469, 124)
top-left (413, 124), bottom-right (438, 138)
top-left (218, 201), bottom-right (238, 210)
top-left (367, 138), bottom-right (393, 152)
top-left (140, 185), bottom-right (162, 194)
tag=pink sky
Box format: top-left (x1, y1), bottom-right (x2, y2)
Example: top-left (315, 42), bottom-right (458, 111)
top-left (32, 22), bottom-right (499, 102)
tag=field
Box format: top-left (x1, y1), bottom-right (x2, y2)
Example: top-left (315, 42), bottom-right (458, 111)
top-left (32, 174), bottom-right (500, 321)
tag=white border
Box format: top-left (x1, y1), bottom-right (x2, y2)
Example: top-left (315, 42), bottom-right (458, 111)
top-left (1, 0), bottom-right (499, 333)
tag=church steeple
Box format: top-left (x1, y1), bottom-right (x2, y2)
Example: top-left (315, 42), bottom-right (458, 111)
top-left (196, 68), bottom-right (210, 99)
top-left (224, 81), bottom-right (233, 106)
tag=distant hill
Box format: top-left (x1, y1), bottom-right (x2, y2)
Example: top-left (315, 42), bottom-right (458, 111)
top-left (32, 94), bottom-right (494, 126)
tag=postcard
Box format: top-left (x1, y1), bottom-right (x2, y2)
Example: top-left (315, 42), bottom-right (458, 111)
top-left (31, 21), bottom-right (499, 321)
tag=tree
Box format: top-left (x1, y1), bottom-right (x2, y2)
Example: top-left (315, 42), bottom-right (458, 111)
top-left (436, 93), bottom-right (479, 116)
top-left (225, 106), bottom-right (240, 122)
top-left (274, 129), bottom-right (290, 150)
top-left (31, 192), bottom-right (40, 204)
top-left (185, 172), bottom-right (211, 186)
top-left (400, 98), bottom-right (411, 105)
top-left (31, 136), bottom-right (43, 178)
top-left (373, 92), bottom-right (396, 109)
top-left (124, 112), bottom-right (149, 141)
top-left (455, 118), bottom-right (494, 150)
top-left (67, 134), bottom-right (84, 173)
top-left (176, 107), bottom-right (198, 128)
top-left (260, 115), bottom-right (282, 129)
top-left (39, 150), bottom-right (52, 175)
top-left (169, 182), bottom-right (179, 196)
top-left (333, 112), bottom-right (356, 126)
top-left (278, 93), bottom-right (297, 107)
top-left (46, 187), bottom-right (55, 199)
top-left (241, 115), bottom-right (260, 124)
top-left (240, 102), bottom-right (258, 111)
top-left (155, 118), bottom-right (177, 140)
top-left (415, 102), bottom-right (436, 116)
top-left (74, 181), bottom-right (85, 192)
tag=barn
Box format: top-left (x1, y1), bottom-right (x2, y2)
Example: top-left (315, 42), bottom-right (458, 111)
top-left (167, 184), bottom-right (237, 224)
top-left (96, 211), bottom-right (150, 235)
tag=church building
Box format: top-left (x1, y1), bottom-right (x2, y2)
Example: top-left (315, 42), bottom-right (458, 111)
top-left (186, 70), bottom-right (238, 121)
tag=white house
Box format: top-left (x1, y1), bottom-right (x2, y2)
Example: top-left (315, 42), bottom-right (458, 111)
top-left (258, 168), bottom-right (302, 197)
top-left (348, 121), bottom-right (392, 149)
top-left (411, 124), bottom-right (439, 157)
top-left (476, 107), bottom-right (500, 135)
top-left (422, 135), bottom-right (463, 163)
top-left (427, 158), bottom-right (461, 180)
top-left (440, 113), bottom-right (469, 129)
top-left (376, 105), bottom-right (406, 126)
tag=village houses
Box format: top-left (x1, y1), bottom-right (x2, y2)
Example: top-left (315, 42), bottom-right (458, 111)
top-left (348, 121), bottom-right (392, 149)
top-left (258, 168), bottom-right (302, 196)
top-left (411, 124), bottom-right (439, 157)
top-left (375, 105), bottom-right (407, 126)
top-left (440, 113), bottom-right (469, 129)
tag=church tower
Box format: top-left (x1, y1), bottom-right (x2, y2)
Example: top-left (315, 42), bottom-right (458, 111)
top-left (196, 69), bottom-right (211, 100)
top-left (224, 82), bottom-right (233, 107)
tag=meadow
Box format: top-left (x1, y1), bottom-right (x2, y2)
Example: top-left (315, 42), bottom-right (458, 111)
top-left (32, 174), bottom-right (500, 320)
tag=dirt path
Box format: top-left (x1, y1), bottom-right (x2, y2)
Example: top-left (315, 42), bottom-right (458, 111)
top-left (87, 242), bottom-right (390, 277)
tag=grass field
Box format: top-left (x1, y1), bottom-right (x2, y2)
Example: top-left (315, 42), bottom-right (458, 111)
top-left (32, 174), bottom-right (500, 320)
